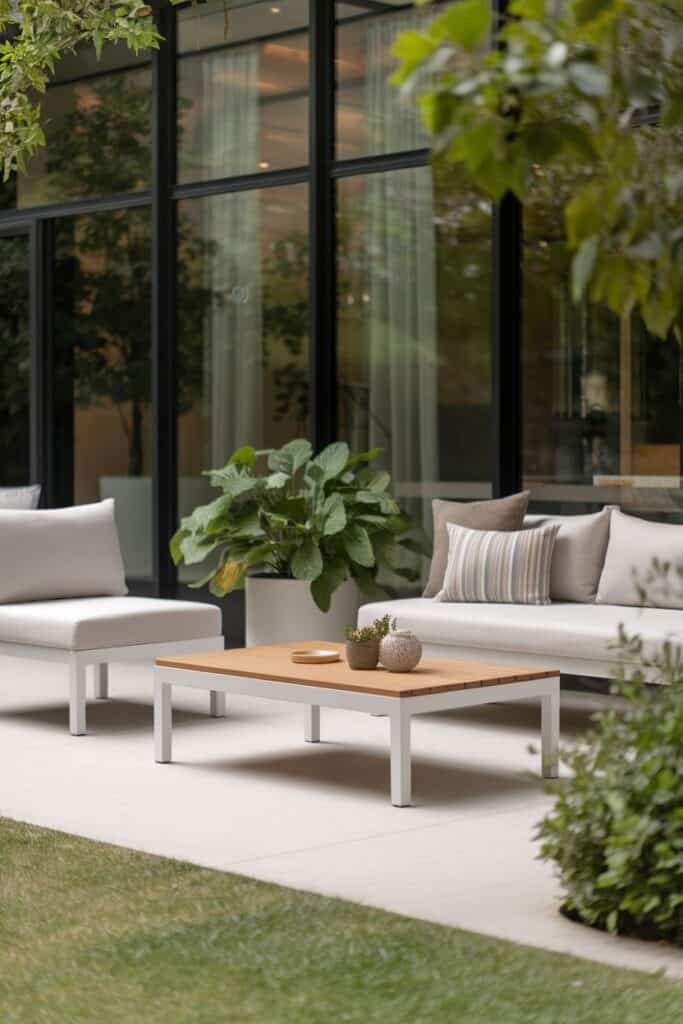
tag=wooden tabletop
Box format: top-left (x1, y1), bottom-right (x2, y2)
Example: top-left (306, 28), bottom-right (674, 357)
top-left (156, 643), bottom-right (558, 699)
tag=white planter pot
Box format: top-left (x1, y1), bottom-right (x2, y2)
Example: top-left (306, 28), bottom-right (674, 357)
top-left (245, 577), bottom-right (360, 647)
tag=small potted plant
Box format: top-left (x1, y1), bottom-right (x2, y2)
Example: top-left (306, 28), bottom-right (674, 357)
top-left (344, 615), bottom-right (394, 670)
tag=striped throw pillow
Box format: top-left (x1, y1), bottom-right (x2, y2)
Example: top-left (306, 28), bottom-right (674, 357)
top-left (435, 521), bottom-right (561, 605)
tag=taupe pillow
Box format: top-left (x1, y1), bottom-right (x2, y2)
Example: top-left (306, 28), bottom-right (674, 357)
top-left (0, 499), bottom-right (128, 605)
top-left (524, 507), bottom-right (612, 603)
top-left (596, 509), bottom-right (683, 609)
top-left (423, 491), bottom-right (530, 598)
top-left (435, 521), bottom-right (560, 606)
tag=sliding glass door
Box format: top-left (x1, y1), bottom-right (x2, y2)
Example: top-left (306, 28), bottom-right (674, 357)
top-left (0, 230), bottom-right (32, 488)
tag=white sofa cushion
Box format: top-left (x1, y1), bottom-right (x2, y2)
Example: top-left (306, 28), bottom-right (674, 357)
top-left (0, 499), bottom-right (127, 604)
top-left (0, 596), bottom-right (222, 651)
top-left (596, 509), bottom-right (683, 609)
top-left (436, 521), bottom-right (559, 605)
top-left (524, 507), bottom-right (612, 603)
top-left (358, 598), bottom-right (683, 667)
top-left (0, 485), bottom-right (41, 510)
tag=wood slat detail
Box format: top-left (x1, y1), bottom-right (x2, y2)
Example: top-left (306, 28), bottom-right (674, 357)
top-left (156, 642), bottom-right (558, 699)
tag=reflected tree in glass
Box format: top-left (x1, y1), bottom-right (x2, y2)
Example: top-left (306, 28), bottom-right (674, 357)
top-left (48, 75), bottom-right (215, 479)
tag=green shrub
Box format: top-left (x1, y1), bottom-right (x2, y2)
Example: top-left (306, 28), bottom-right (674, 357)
top-left (537, 631), bottom-right (683, 944)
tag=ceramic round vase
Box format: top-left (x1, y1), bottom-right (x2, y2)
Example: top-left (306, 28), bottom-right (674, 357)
top-left (345, 639), bottom-right (380, 670)
top-left (379, 629), bottom-right (422, 673)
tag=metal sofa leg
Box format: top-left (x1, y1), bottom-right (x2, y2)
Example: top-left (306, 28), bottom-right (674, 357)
top-left (210, 691), bottom-right (226, 718)
top-left (69, 660), bottom-right (87, 736)
top-left (94, 663), bottom-right (109, 701)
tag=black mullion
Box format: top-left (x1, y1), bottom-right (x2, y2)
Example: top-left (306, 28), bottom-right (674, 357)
top-left (331, 148), bottom-right (430, 179)
top-left (152, 5), bottom-right (178, 597)
top-left (174, 165), bottom-right (309, 201)
top-left (0, 190), bottom-right (151, 229)
top-left (309, 0), bottom-right (337, 450)
top-left (29, 219), bottom-right (53, 501)
top-left (491, 0), bottom-right (522, 498)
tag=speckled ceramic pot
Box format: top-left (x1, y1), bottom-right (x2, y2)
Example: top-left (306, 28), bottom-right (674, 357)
top-left (379, 629), bottom-right (422, 673)
top-left (345, 639), bottom-right (380, 670)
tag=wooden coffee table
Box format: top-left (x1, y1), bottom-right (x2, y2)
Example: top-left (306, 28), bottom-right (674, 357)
top-left (154, 643), bottom-right (560, 806)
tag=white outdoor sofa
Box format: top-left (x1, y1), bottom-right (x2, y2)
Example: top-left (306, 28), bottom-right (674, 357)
top-left (0, 500), bottom-right (224, 735)
top-left (359, 506), bottom-right (683, 685)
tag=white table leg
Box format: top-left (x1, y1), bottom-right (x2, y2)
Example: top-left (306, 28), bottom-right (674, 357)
top-left (305, 705), bottom-right (320, 743)
top-left (69, 660), bottom-right (87, 736)
top-left (541, 681), bottom-right (560, 779)
top-left (209, 690), bottom-right (226, 718)
top-left (155, 680), bottom-right (173, 763)
top-left (94, 663), bottom-right (109, 701)
top-left (390, 704), bottom-right (411, 806)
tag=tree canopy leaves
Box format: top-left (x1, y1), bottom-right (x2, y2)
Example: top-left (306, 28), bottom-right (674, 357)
top-left (394, 0), bottom-right (683, 337)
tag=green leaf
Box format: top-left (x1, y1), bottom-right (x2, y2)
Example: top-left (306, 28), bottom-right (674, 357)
top-left (322, 493), bottom-right (347, 536)
top-left (268, 439), bottom-right (313, 475)
top-left (568, 61), bottom-right (610, 98)
top-left (169, 529), bottom-right (189, 566)
top-left (266, 472), bottom-right (291, 490)
top-left (311, 442), bottom-right (350, 482)
top-left (345, 447), bottom-right (383, 469)
top-left (342, 524), bottom-right (375, 568)
top-left (180, 534), bottom-right (220, 567)
top-left (573, 0), bottom-right (616, 25)
top-left (572, 236), bottom-right (599, 301)
top-left (432, 0), bottom-right (492, 52)
top-left (291, 538), bottom-right (323, 581)
top-left (310, 560), bottom-right (349, 613)
top-left (229, 445), bottom-right (256, 468)
top-left (357, 468), bottom-right (391, 493)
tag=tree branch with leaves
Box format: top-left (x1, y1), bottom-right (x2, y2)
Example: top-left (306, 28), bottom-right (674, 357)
top-left (393, 0), bottom-right (683, 338)
top-left (0, 0), bottom-right (190, 179)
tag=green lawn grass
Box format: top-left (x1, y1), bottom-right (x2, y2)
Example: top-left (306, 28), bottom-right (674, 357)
top-left (1, 818), bottom-right (681, 1024)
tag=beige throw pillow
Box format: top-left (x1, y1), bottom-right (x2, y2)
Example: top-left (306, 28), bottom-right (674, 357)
top-left (423, 491), bottom-right (530, 598)
top-left (0, 499), bottom-right (128, 604)
top-left (596, 509), bottom-right (683, 609)
top-left (524, 507), bottom-right (612, 603)
top-left (435, 521), bottom-right (560, 606)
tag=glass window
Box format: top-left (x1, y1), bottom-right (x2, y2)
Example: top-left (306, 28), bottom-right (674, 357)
top-left (337, 163), bottom-right (492, 536)
top-left (53, 209), bottom-right (153, 579)
top-left (177, 0), bottom-right (309, 183)
top-left (336, 2), bottom-right (433, 162)
top-left (0, 234), bottom-right (31, 486)
top-left (17, 56), bottom-right (152, 209)
top-left (177, 183), bottom-right (309, 578)
top-left (523, 162), bottom-right (682, 521)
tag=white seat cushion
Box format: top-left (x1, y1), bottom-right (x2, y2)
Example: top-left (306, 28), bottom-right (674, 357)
top-left (0, 596), bottom-right (222, 651)
top-left (358, 598), bottom-right (683, 666)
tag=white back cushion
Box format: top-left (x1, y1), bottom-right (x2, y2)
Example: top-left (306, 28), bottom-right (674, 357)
top-left (524, 507), bottom-right (612, 603)
top-left (596, 509), bottom-right (683, 609)
top-left (0, 499), bottom-right (128, 604)
top-left (0, 485), bottom-right (41, 510)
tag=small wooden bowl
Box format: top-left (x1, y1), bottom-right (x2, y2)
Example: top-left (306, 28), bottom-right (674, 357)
top-left (290, 649), bottom-right (341, 665)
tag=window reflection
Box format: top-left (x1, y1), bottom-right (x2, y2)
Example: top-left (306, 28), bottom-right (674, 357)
top-left (523, 157), bottom-right (682, 521)
top-left (0, 235), bottom-right (30, 486)
top-left (54, 209), bottom-right (153, 578)
top-left (177, 0), bottom-right (309, 183)
top-left (337, 164), bottom-right (492, 533)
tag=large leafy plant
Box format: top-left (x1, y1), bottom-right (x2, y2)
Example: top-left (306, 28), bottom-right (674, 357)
top-left (393, 0), bottom-right (683, 338)
top-left (538, 629), bottom-right (683, 944)
top-left (171, 440), bottom-right (427, 611)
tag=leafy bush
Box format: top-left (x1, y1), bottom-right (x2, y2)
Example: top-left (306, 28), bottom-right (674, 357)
top-left (537, 630), bottom-right (683, 944)
top-left (345, 615), bottom-right (395, 644)
top-left (171, 440), bottom-right (427, 611)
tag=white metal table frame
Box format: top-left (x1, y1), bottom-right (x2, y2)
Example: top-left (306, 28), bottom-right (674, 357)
top-left (153, 664), bottom-right (560, 807)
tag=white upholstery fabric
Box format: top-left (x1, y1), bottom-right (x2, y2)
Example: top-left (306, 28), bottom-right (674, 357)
top-left (596, 509), bottom-right (683, 609)
top-left (358, 598), bottom-right (683, 666)
top-left (0, 499), bottom-right (127, 604)
top-left (0, 596), bottom-right (222, 651)
top-left (0, 485), bottom-right (41, 510)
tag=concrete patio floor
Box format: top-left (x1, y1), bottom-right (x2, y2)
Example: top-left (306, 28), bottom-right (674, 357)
top-left (1, 655), bottom-right (682, 980)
